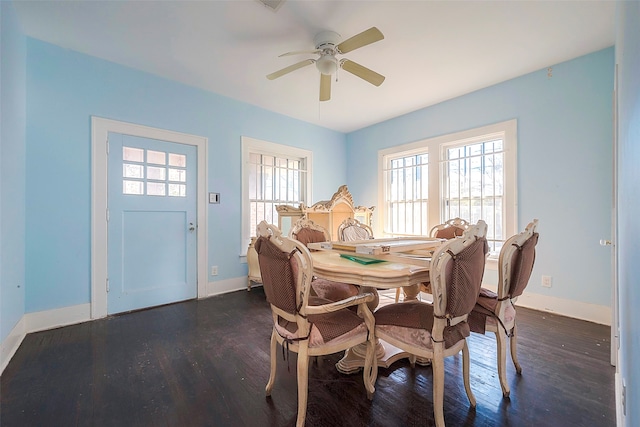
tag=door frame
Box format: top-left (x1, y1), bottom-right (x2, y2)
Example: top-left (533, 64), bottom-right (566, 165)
top-left (611, 64), bottom-right (619, 367)
top-left (91, 117), bottom-right (208, 319)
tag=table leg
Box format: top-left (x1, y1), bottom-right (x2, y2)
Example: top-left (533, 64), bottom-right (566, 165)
top-left (401, 284), bottom-right (420, 301)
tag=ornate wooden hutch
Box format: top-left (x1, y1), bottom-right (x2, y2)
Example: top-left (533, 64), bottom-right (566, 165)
top-left (247, 185), bottom-right (374, 289)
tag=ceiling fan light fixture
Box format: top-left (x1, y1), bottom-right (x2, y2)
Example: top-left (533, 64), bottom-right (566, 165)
top-left (316, 54), bottom-right (338, 75)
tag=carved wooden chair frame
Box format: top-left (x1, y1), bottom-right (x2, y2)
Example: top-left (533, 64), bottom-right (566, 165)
top-left (256, 221), bottom-right (377, 426)
top-left (337, 217), bottom-right (374, 242)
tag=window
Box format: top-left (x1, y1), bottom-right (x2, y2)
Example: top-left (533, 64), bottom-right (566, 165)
top-left (379, 120), bottom-right (517, 257)
top-left (386, 152), bottom-right (429, 235)
top-left (122, 146), bottom-right (187, 197)
top-left (241, 137), bottom-right (312, 253)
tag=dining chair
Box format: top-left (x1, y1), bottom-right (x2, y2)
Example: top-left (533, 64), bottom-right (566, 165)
top-left (468, 219), bottom-right (539, 397)
top-left (290, 217), bottom-right (360, 302)
top-left (337, 217), bottom-right (374, 241)
top-left (394, 217), bottom-right (471, 303)
top-left (429, 217), bottom-right (471, 239)
top-left (255, 221), bottom-right (377, 426)
top-left (374, 220), bottom-right (489, 427)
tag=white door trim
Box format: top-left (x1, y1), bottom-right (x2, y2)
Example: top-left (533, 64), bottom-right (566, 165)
top-left (91, 117), bottom-right (208, 319)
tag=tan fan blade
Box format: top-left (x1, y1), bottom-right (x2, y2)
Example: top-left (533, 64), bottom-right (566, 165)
top-left (336, 27), bottom-right (384, 54)
top-left (319, 74), bottom-right (331, 102)
top-left (266, 59), bottom-right (314, 80)
top-left (279, 49), bottom-right (321, 57)
top-left (341, 59), bottom-right (385, 86)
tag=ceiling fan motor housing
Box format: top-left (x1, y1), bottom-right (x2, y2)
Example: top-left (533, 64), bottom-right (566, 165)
top-left (313, 31), bottom-right (341, 75)
top-left (314, 31), bottom-right (341, 51)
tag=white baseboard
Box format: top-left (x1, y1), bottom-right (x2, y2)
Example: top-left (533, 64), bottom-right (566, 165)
top-left (204, 277), bottom-right (250, 297)
top-left (2, 276), bottom-right (610, 376)
top-left (481, 283), bottom-right (611, 325)
top-left (213, 276), bottom-right (610, 325)
top-left (25, 303), bottom-right (92, 333)
top-left (1, 303), bottom-right (92, 376)
top-left (1, 316), bottom-right (27, 375)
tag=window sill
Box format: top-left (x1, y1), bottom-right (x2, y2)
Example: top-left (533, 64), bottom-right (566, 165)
top-left (485, 257), bottom-right (498, 271)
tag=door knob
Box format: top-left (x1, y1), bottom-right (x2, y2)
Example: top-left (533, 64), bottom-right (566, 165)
top-left (189, 222), bottom-right (196, 232)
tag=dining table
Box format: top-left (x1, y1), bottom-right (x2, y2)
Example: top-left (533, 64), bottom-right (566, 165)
top-left (308, 237), bottom-right (441, 373)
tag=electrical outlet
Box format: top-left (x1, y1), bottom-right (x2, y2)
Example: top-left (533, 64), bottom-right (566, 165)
top-left (541, 275), bottom-right (552, 288)
top-left (211, 266), bottom-right (218, 276)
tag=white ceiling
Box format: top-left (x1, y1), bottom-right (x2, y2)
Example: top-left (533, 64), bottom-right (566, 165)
top-left (13, 0), bottom-right (616, 133)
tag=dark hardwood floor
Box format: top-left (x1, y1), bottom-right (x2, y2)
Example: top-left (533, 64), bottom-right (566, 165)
top-left (1, 288), bottom-right (616, 426)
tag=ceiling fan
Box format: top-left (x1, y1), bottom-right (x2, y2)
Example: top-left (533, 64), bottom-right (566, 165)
top-left (266, 27), bottom-right (385, 102)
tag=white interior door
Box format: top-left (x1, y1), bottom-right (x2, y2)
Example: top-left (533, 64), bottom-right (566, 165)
top-left (107, 132), bottom-right (197, 314)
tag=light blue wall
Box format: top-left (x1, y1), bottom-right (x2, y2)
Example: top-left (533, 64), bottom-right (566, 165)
top-left (616, 2), bottom-right (640, 425)
top-left (347, 48), bottom-right (614, 307)
top-left (0, 1), bottom-right (27, 342)
top-left (24, 39), bottom-right (346, 313)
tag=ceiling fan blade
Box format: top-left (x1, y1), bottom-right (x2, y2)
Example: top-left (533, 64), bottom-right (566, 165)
top-left (336, 27), bottom-right (384, 54)
top-left (320, 74), bottom-right (331, 102)
top-left (266, 59), bottom-right (314, 80)
top-left (279, 49), bottom-right (321, 57)
top-left (341, 59), bottom-right (385, 86)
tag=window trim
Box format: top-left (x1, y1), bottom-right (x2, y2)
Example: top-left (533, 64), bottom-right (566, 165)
top-left (240, 136), bottom-right (313, 256)
top-left (377, 119), bottom-right (517, 264)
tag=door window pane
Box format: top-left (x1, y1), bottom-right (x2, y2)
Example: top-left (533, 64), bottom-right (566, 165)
top-left (169, 183), bottom-right (186, 197)
top-left (123, 164), bottom-right (144, 179)
top-left (169, 153), bottom-right (186, 167)
top-left (147, 166), bottom-right (166, 181)
top-left (123, 180), bottom-right (144, 195)
top-left (147, 150), bottom-right (166, 165)
top-left (123, 146), bottom-right (144, 162)
top-left (147, 182), bottom-right (166, 196)
top-left (169, 168), bottom-right (186, 182)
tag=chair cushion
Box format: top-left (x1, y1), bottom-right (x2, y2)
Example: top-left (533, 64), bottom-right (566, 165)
top-left (485, 305), bottom-right (516, 329)
top-left (375, 301), bottom-right (470, 350)
top-left (311, 278), bottom-right (359, 302)
top-left (469, 289), bottom-right (517, 334)
top-left (478, 287), bottom-right (497, 299)
top-left (275, 296), bottom-right (367, 347)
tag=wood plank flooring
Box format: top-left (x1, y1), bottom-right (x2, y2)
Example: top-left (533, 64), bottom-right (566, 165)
top-left (0, 288), bottom-right (616, 426)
